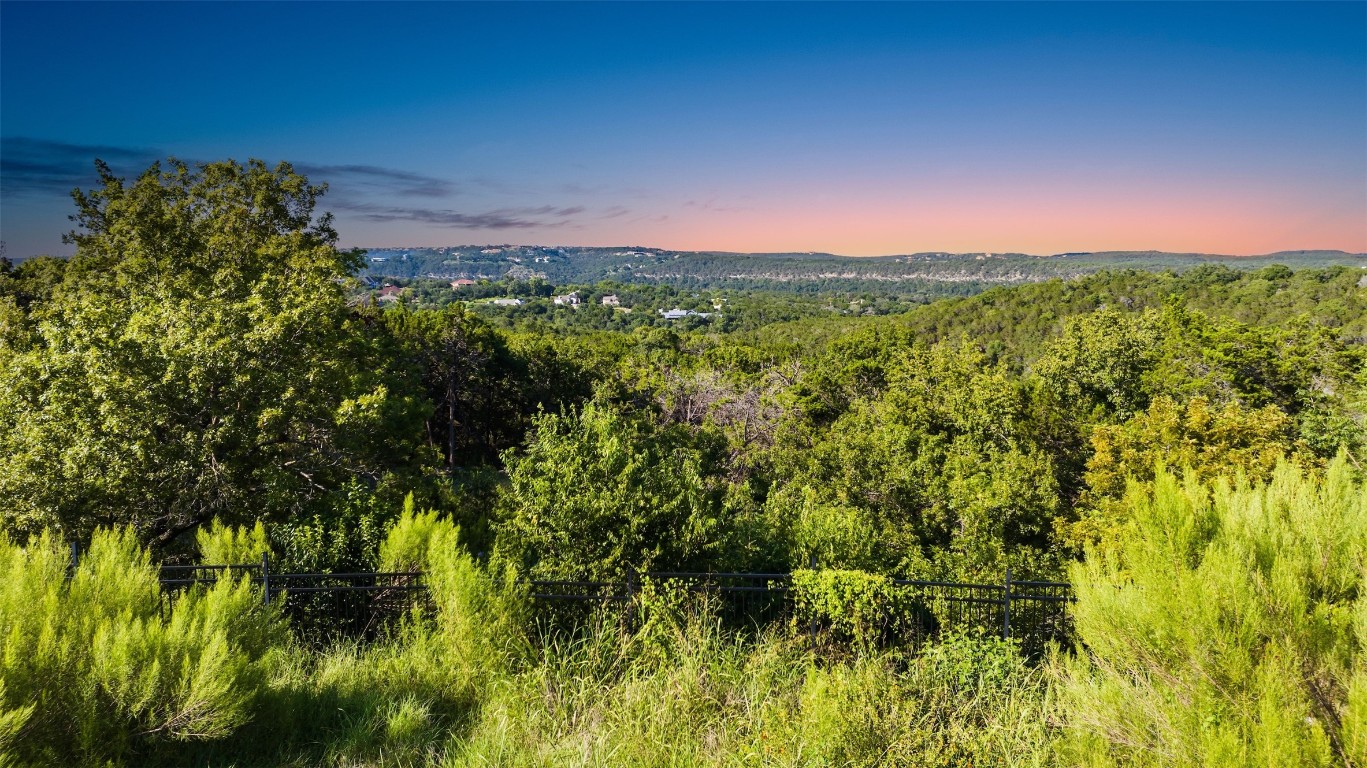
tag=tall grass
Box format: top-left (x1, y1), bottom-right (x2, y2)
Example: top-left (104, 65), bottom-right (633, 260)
top-left (448, 612), bottom-right (1053, 768)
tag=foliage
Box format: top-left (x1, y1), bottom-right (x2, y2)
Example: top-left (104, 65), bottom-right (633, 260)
top-left (196, 519), bottom-right (272, 565)
top-left (1055, 458), bottom-right (1367, 767)
top-left (0, 159), bottom-right (434, 546)
top-left (268, 479), bottom-right (397, 573)
top-left (790, 568), bottom-right (915, 649)
top-left (0, 527), bottom-right (283, 765)
top-left (1034, 308), bottom-right (1162, 420)
top-left (381, 496), bottom-right (529, 672)
top-left (771, 340), bottom-right (1064, 580)
top-left (495, 401), bottom-right (739, 579)
top-left (764, 483), bottom-right (883, 571)
top-left (1062, 394), bottom-right (1318, 554)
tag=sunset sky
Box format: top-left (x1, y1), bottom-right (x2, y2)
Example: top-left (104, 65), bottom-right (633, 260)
top-left (2, 1), bottom-right (1364, 258)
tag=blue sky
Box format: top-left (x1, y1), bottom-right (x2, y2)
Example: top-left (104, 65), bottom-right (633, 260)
top-left (2, 1), bottom-right (1364, 258)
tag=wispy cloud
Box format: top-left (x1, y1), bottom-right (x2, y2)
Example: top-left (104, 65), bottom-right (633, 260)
top-left (684, 198), bottom-right (750, 213)
top-left (1, 137), bottom-right (628, 233)
top-left (0, 137), bottom-right (160, 197)
top-left (336, 201), bottom-right (589, 230)
top-left (0, 138), bottom-right (466, 202)
top-left (295, 164), bottom-right (457, 198)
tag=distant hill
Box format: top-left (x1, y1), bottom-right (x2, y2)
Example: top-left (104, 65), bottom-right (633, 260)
top-left (358, 245), bottom-right (1366, 296)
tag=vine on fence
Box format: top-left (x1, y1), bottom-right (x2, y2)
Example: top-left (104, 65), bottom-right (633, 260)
top-left (791, 569), bottom-right (916, 648)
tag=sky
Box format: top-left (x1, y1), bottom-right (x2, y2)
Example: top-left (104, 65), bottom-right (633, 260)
top-left (2, 1), bottom-right (1364, 258)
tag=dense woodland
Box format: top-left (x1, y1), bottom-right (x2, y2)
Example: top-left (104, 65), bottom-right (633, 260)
top-left (1, 160), bottom-right (1364, 766)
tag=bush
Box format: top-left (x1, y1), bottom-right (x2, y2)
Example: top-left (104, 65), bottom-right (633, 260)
top-left (791, 568), bottom-right (916, 649)
top-left (196, 518), bottom-right (271, 564)
top-left (1056, 457), bottom-right (1367, 766)
top-left (0, 527), bottom-right (284, 765)
top-left (495, 401), bottom-right (734, 579)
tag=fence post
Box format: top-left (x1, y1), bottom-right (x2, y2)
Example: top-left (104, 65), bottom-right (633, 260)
top-left (625, 568), bottom-right (638, 632)
top-left (68, 541), bottom-right (80, 579)
top-left (261, 553), bottom-right (271, 607)
top-left (1002, 566), bottom-right (1012, 640)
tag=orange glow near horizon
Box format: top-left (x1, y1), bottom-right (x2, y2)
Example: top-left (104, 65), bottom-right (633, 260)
top-left (513, 183), bottom-right (1367, 257)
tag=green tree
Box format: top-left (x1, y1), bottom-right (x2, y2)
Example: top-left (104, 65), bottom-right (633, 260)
top-left (1063, 395), bottom-right (1317, 554)
top-left (0, 159), bottom-right (432, 546)
top-left (495, 402), bottom-right (735, 579)
top-left (770, 340), bottom-right (1064, 580)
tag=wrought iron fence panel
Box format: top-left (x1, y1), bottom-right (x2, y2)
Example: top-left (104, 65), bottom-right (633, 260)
top-left (643, 572), bottom-right (793, 630)
top-left (526, 578), bottom-right (634, 636)
top-left (152, 563), bottom-right (1072, 652)
top-left (272, 571), bottom-right (429, 645)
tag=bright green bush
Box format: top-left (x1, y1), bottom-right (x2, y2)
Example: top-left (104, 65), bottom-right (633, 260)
top-left (378, 493), bottom-right (445, 572)
top-left (1056, 457), bottom-right (1367, 767)
top-left (0, 527), bottom-right (284, 765)
top-left (381, 498), bottom-right (530, 674)
top-left (791, 568), bottom-right (916, 649)
top-left (196, 518), bottom-right (272, 564)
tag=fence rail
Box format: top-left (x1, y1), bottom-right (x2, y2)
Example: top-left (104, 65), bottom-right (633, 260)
top-left (147, 556), bottom-right (1072, 652)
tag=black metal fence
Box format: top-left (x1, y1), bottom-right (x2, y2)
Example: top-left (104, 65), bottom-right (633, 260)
top-left (158, 559), bottom-right (428, 645)
top-left (149, 557), bottom-right (1072, 653)
top-left (525, 571), bottom-right (1073, 656)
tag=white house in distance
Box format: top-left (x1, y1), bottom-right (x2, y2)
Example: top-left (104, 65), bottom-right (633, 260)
top-left (553, 291), bottom-right (581, 306)
top-left (601, 294), bottom-right (620, 306)
top-left (492, 298), bottom-right (524, 307)
top-left (658, 308), bottom-right (717, 321)
top-left (450, 279), bottom-right (476, 289)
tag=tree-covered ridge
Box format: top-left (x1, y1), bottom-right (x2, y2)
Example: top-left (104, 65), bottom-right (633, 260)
top-left (355, 242), bottom-right (1364, 297)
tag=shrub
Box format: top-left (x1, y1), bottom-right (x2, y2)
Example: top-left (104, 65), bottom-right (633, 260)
top-left (196, 518), bottom-right (271, 564)
top-left (791, 568), bottom-right (925, 649)
top-left (381, 500), bottom-right (529, 676)
top-left (494, 401), bottom-right (732, 580)
top-left (1056, 457), bottom-right (1367, 766)
top-left (0, 527), bottom-right (284, 765)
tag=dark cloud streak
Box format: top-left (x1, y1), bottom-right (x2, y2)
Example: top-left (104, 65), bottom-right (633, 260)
top-left (1, 138), bottom-right (464, 202)
top-left (1, 137), bottom-right (161, 196)
top-left (2, 137), bottom-right (627, 235)
top-left (294, 163), bottom-right (457, 198)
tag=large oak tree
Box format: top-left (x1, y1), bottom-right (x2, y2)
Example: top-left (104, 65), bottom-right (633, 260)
top-left (0, 159), bottom-right (432, 545)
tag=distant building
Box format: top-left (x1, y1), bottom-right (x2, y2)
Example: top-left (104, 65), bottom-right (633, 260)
top-left (492, 298), bottom-right (524, 307)
top-left (659, 308), bottom-right (716, 321)
top-left (450, 279), bottom-right (477, 288)
top-left (553, 291), bottom-right (581, 306)
top-left (378, 285), bottom-right (402, 302)
top-left (601, 294), bottom-right (620, 307)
